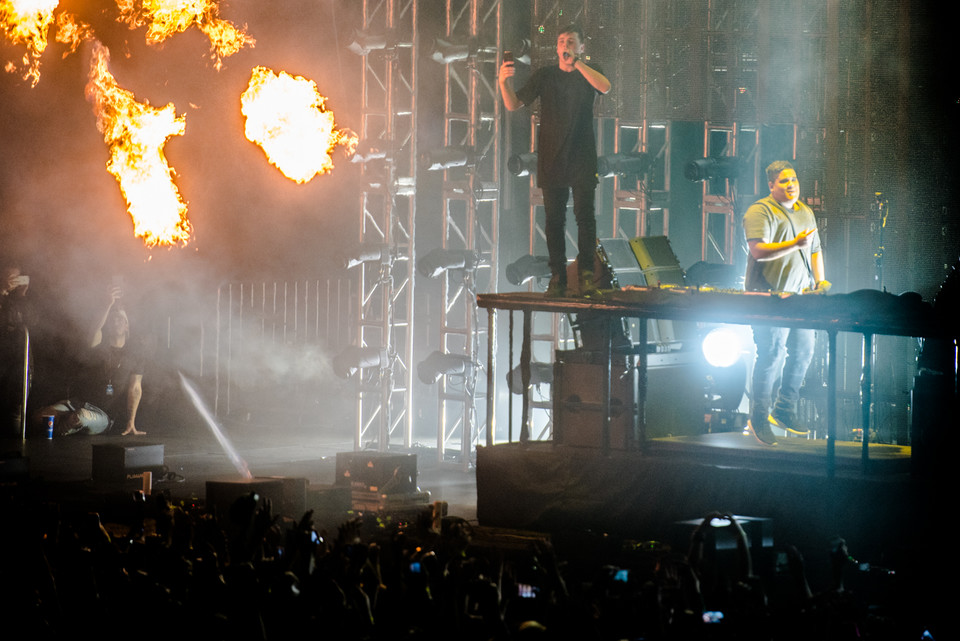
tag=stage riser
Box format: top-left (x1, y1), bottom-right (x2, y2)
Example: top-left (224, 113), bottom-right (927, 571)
top-left (476, 444), bottom-right (933, 562)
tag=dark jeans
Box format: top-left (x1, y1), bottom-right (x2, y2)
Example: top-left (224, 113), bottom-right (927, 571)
top-left (751, 326), bottom-right (816, 418)
top-left (541, 183), bottom-right (597, 280)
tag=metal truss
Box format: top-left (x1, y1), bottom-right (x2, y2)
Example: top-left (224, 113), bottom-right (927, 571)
top-left (429, 0), bottom-right (503, 466)
top-left (351, 0), bottom-right (419, 452)
top-left (697, 123), bottom-right (758, 264)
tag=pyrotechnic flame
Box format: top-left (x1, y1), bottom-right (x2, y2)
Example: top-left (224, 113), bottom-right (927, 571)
top-left (116, 0), bottom-right (254, 70)
top-left (85, 41), bottom-right (192, 247)
top-left (55, 12), bottom-right (93, 57)
top-left (0, 0), bottom-right (59, 86)
top-left (240, 66), bottom-right (358, 184)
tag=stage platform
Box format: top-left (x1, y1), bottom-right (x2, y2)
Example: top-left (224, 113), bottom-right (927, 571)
top-left (476, 433), bottom-right (933, 561)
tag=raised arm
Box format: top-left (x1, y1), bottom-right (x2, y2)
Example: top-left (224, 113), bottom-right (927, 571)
top-left (498, 60), bottom-right (523, 111)
top-left (574, 58), bottom-right (611, 94)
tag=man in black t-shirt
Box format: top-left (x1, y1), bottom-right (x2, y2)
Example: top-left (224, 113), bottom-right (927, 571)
top-left (499, 24), bottom-right (611, 298)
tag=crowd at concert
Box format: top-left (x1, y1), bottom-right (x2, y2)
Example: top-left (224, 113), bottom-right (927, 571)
top-left (1, 486), bottom-right (935, 641)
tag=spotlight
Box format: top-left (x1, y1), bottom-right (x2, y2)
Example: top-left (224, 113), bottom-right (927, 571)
top-left (505, 254), bottom-right (551, 286)
top-left (473, 181), bottom-right (499, 202)
top-left (416, 248), bottom-right (482, 279)
top-left (429, 38), bottom-right (474, 64)
top-left (346, 29), bottom-right (395, 56)
top-left (597, 152), bottom-right (652, 178)
top-left (506, 362), bottom-right (553, 394)
top-left (507, 152), bottom-right (537, 177)
top-left (684, 156), bottom-right (741, 182)
top-left (350, 145), bottom-right (388, 164)
top-left (417, 351), bottom-right (474, 384)
top-left (700, 325), bottom-right (750, 413)
top-left (333, 346), bottom-right (387, 378)
top-left (701, 326), bottom-right (744, 368)
top-left (344, 244), bottom-right (391, 269)
top-left (420, 146), bottom-right (475, 171)
top-left (503, 39), bottom-right (532, 65)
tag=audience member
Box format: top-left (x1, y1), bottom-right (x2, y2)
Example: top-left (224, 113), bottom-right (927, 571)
top-left (37, 283), bottom-right (146, 436)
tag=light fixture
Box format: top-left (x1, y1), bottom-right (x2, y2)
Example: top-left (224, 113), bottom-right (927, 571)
top-left (346, 29), bottom-right (393, 56)
top-left (597, 152), bottom-right (652, 178)
top-left (506, 362), bottom-right (553, 394)
top-left (503, 39), bottom-right (532, 66)
top-left (507, 152), bottom-right (537, 177)
top-left (343, 244), bottom-right (391, 269)
top-left (699, 325), bottom-right (750, 413)
top-left (505, 254), bottom-right (551, 286)
top-left (684, 156), bottom-right (741, 182)
top-left (333, 346), bottom-right (388, 378)
top-left (350, 145), bottom-right (388, 164)
top-left (420, 146), bottom-right (475, 171)
top-left (417, 351), bottom-right (474, 384)
top-left (416, 248), bottom-right (482, 279)
top-left (701, 326), bottom-right (744, 369)
top-left (429, 37), bottom-right (474, 64)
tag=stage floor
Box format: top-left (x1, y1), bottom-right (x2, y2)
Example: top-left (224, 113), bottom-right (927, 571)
top-left (5, 416), bottom-right (479, 525)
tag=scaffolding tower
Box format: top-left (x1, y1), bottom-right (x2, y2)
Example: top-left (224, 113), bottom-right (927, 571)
top-left (423, 0), bottom-right (503, 466)
top-left (348, 0), bottom-right (419, 451)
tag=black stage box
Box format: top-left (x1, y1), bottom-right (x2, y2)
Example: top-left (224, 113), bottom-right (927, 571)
top-left (92, 443), bottom-right (164, 483)
top-left (335, 451), bottom-right (418, 494)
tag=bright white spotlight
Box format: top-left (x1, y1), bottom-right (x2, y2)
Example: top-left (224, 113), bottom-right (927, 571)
top-left (701, 327), bottom-right (742, 368)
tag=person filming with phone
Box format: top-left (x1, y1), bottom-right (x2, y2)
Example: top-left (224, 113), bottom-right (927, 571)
top-left (37, 281), bottom-right (147, 436)
top-left (499, 23), bottom-right (611, 298)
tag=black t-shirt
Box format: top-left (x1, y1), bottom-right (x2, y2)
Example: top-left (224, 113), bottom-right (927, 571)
top-left (515, 64), bottom-right (602, 188)
top-left (79, 342), bottom-right (144, 421)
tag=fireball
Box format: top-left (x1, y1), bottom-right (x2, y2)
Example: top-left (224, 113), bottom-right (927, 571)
top-left (85, 41), bottom-right (192, 247)
top-left (0, 0), bottom-right (59, 86)
top-left (240, 66), bottom-right (358, 184)
top-left (55, 11), bottom-right (93, 57)
top-left (116, 0), bottom-right (254, 70)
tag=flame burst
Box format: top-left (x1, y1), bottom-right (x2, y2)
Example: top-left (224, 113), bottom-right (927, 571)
top-left (241, 67), bottom-right (358, 184)
top-left (1, 0), bottom-right (59, 86)
top-left (116, 0), bottom-right (254, 70)
top-left (55, 12), bottom-right (93, 57)
top-left (85, 41), bottom-right (192, 247)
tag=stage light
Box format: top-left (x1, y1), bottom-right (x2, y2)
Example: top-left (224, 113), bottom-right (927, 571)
top-left (699, 325), bottom-right (751, 414)
top-left (507, 152), bottom-right (537, 177)
top-left (504, 39), bottom-right (532, 66)
top-left (417, 351), bottom-right (474, 385)
top-left (420, 146), bottom-right (475, 171)
top-left (505, 254), bottom-right (551, 286)
top-left (684, 156), bottom-right (741, 182)
top-left (429, 38), bottom-right (473, 64)
top-left (597, 152), bottom-right (652, 178)
top-left (333, 346), bottom-right (388, 378)
top-left (350, 145), bottom-right (388, 164)
top-left (346, 29), bottom-right (391, 56)
top-left (416, 248), bottom-right (482, 279)
top-left (344, 244), bottom-right (391, 269)
top-left (506, 361), bottom-right (553, 394)
top-left (473, 181), bottom-right (499, 202)
top-left (701, 326), bottom-right (744, 368)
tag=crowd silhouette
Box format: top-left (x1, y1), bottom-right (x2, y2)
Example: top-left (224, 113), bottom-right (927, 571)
top-left (1, 486), bottom-right (935, 641)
